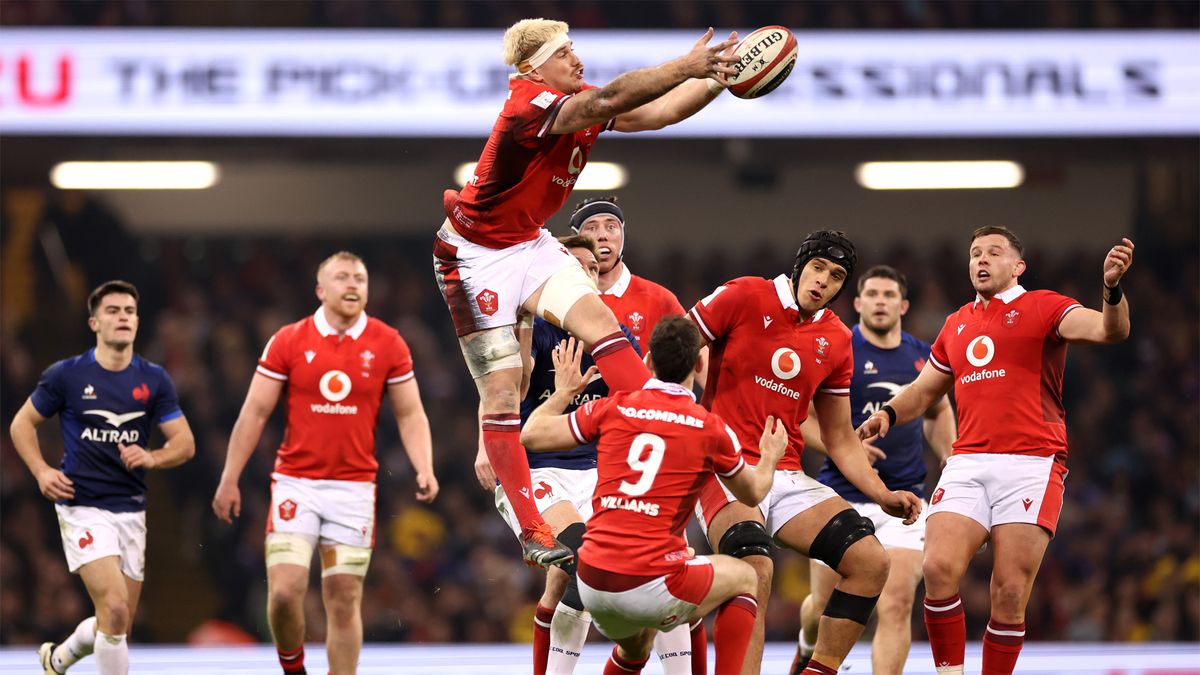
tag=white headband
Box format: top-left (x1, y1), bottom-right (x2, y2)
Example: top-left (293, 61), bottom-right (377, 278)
top-left (517, 32), bottom-right (571, 74)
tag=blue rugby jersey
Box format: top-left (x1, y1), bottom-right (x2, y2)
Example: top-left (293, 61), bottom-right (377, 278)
top-left (817, 325), bottom-right (930, 501)
top-left (520, 319), bottom-right (640, 471)
top-left (30, 349), bottom-right (182, 512)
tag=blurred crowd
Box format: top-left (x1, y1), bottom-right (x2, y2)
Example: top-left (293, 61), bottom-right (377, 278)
top-left (1, 158), bottom-right (1196, 648)
top-left (2, 0), bottom-right (1197, 30)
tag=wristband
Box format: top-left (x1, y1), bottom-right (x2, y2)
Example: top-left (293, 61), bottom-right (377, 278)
top-left (707, 78), bottom-right (727, 94)
top-left (1104, 282), bottom-right (1123, 305)
top-left (881, 404), bottom-right (897, 427)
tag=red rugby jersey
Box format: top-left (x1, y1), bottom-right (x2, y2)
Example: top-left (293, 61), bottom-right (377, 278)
top-left (257, 309), bottom-right (414, 482)
top-left (569, 380), bottom-right (745, 576)
top-left (600, 265), bottom-right (687, 354)
top-left (445, 78), bottom-right (613, 249)
top-left (929, 285), bottom-right (1081, 463)
top-left (689, 275), bottom-right (853, 471)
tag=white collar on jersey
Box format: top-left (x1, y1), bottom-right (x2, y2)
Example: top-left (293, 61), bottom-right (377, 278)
top-left (772, 275), bottom-right (825, 323)
top-left (602, 263), bottom-right (632, 297)
top-left (642, 377), bottom-right (697, 401)
top-left (974, 284), bottom-right (1027, 307)
top-left (314, 307), bottom-right (368, 339)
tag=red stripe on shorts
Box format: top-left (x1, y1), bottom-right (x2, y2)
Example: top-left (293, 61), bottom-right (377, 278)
top-left (433, 237), bottom-right (479, 337)
top-left (1037, 461), bottom-right (1068, 536)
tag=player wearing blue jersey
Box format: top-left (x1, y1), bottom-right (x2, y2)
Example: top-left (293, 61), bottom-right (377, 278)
top-left (10, 281), bottom-right (194, 675)
top-left (792, 266), bottom-right (956, 675)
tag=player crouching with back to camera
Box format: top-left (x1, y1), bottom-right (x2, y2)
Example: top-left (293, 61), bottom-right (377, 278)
top-left (521, 317), bottom-right (787, 674)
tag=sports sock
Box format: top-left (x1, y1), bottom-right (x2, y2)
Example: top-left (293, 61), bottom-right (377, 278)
top-left (689, 619), bottom-right (707, 675)
top-left (982, 619), bottom-right (1025, 675)
top-left (604, 645), bottom-right (649, 674)
top-left (653, 624), bottom-right (692, 675)
top-left (533, 603), bottom-right (554, 675)
top-left (590, 331), bottom-right (651, 391)
top-left (924, 593), bottom-right (966, 674)
top-left (481, 415), bottom-right (542, 531)
top-left (714, 593), bottom-right (757, 674)
top-left (802, 659), bottom-right (838, 675)
top-left (53, 616), bottom-right (97, 671)
top-left (547, 603), bottom-right (591, 674)
top-left (277, 644), bottom-right (306, 674)
top-left (93, 632), bottom-right (128, 675)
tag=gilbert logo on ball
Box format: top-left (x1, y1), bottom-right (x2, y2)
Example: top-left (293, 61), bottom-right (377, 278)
top-left (727, 25), bottom-right (797, 99)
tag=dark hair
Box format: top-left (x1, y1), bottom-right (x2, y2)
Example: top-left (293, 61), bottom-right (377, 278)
top-left (791, 229), bottom-right (858, 304)
top-left (569, 195), bottom-right (625, 232)
top-left (647, 315), bottom-right (700, 384)
top-left (857, 264), bottom-right (908, 298)
top-left (971, 226), bottom-right (1024, 256)
top-left (557, 234), bottom-right (600, 259)
top-left (87, 280), bottom-right (139, 316)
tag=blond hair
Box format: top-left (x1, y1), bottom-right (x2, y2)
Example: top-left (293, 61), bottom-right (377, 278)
top-left (502, 18), bottom-right (569, 66)
top-left (316, 251), bottom-right (365, 282)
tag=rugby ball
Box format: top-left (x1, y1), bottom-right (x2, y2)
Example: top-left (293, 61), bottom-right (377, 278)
top-left (726, 26), bottom-right (797, 99)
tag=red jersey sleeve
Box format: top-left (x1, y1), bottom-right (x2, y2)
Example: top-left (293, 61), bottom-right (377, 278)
top-left (709, 414), bottom-right (747, 478)
top-left (929, 315), bottom-right (955, 374)
top-left (817, 337), bottom-right (853, 396)
top-left (385, 330), bottom-right (415, 385)
top-left (1040, 291), bottom-right (1084, 341)
top-left (510, 81), bottom-right (606, 143)
top-left (568, 397), bottom-right (610, 446)
top-left (688, 278), bottom-right (750, 343)
top-left (256, 326), bottom-right (292, 381)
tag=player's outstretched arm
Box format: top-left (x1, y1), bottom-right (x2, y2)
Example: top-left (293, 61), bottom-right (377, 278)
top-left (520, 337), bottom-right (597, 452)
top-left (388, 378), bottom-right (438, 504)
top-left (120, 416), bottom-right (195, 470)
top-left (551, 28), bottom-right (739, 135)
top-left (10, 399), bottom-right (74, 501)
top-left (721, 415), bottom-right (786, 506)
top-left (1058, 238), bottom-right (1134, 345)
top-left (213, 373), bottom-right (283, 523)
top-left (816, 393), bottom-right (921, 524)
top-left (857, 363), bottom-right (953, 441)
top-left (613, 35), bottom-right (737, 132)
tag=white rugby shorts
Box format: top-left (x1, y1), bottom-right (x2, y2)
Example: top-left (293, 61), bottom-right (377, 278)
top-left (55, 504), bottom-right (147, 581)
top-left (928, 453), bottom-right (1068, 535)
top-left (495, 466), bottom-right (597, 539)
top-left (433, 225), bottom-right (581, 336)
top-left (268, 472), bottom-right (376, 549)
top-left (696, 469), bottom-right (840, 538)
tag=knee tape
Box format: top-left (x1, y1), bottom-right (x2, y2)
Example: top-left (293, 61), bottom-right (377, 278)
top-left (265, 533), bottom-right (315, 570)
top-left (535, 262), bottom-right (597, 327)
top-left (823, 588), bottom-right (879, 626)
top-left (557, 522), bottom-right (587, 611)
top-left (320, 544), bottom-right (373, 578)
top-left (460, 327), bottom-right (522, 379)
top-left (808, 508), bottom-right (875, 572)
top-left (718, 520), bottom-right (772, 559)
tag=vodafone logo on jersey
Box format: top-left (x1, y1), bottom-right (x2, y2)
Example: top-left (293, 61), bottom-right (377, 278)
top-left (960, 335), bottom-right (1006, 385)
top-left (312, 370), bottom-right (358, 415)
top-left (965, 335), bottom-right (995, 367)
top-left (770, 347), bottom-right (802, 380)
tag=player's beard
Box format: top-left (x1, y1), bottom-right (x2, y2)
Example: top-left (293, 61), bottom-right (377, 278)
top-left (863, 315), bottom-right (898, 338)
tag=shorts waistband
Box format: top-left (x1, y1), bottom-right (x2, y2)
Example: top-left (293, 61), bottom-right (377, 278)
top-left (577, 559), bottom-right (658, 592)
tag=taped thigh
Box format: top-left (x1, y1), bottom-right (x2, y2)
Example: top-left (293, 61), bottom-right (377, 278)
top-left (265, 532), bottom-right (315, 570)
top-left (459, 327), bottom-right (522, 379)
top-left (535, 262), bottom-right (597, 327)
top-left (320, 544), bottom-right (373, 578)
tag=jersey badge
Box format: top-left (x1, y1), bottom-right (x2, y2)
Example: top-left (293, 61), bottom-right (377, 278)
top-left (931, 487), bottom-right (945, 505)
top-left (305, 350), bottom-right (316, 364)
top-left (278, 499), bottom-right (298, 521)
top-left (814, 336), bottom-right (829, 358)
top-left (863, 360), bottom-right (877, 375)
top-left (531, 91), bottom-right (557, 109)
top-left (1004, 309), bottom-right (1021, 328)
top-left (132, 383), bottom-right (150, 403)
top-left (360, 350), bottom-right (375, 371)
top-left (914, 357), bottom-right (927, 372)
top-left (1022, 497), bottom-right (1034, 511)
top-left (763, 315), bottom-right (773, 329)
top-left (957, 323), bottom-right (966, 335)
top-left (627, 311), bottom-right (644, 333)
top-left (82, 384), bottom-right (97, 400)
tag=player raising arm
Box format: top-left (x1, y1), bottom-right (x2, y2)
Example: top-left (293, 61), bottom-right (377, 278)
top-left (434, 19), bottom-right (739, 568)
top-left (858, 228), bottom-right (1133, 675)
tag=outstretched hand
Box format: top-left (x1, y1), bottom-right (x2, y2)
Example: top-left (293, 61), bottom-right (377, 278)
top-left (681, 28), bottom-right (740, 83)
top-left (551, 337), bottom-right (598, 399)
top-left (1103, 238), bottom-right (1135, 288)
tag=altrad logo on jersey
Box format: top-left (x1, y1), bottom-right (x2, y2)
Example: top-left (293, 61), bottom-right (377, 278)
top-left (81, 409), bottom-right (145, 444)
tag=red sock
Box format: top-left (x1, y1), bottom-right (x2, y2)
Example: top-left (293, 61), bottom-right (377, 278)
top-left (982, 619), bottom-right (1025, 675)
top-left (590, 331), bottom-right (651, 391)
top-left (481, 415), bottom-right (542, 531)
top-left (924, 593), bottom-right (966, 670)
top-left (714, 593), bottom-right (757, 674)
top-left (277, 645), bottom-right (305, 674)
top-left (604, 645), bottom-right (649, 674)
top-left (803, 659), bottom-right (838, 675)
top-left (532, 603), bottom-right (554, 675)
top-left (690, 619), bottom-right (707, 675)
